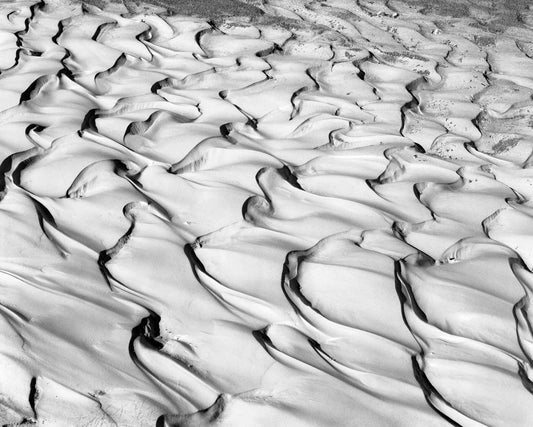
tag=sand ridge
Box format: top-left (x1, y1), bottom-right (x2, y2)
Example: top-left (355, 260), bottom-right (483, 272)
top-left (0, 0), bottom-right (532, 425)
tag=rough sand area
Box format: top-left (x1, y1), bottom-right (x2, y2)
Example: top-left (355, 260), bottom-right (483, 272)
top-left (1, 0), bottom-right (533, 425)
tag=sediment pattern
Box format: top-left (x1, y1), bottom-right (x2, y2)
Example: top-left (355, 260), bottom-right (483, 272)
top-left (1, 0), bottom-right (533, 425)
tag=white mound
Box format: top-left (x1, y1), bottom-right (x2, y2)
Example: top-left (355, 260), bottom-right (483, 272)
top-left (0, 0), bottom-right (533, 425)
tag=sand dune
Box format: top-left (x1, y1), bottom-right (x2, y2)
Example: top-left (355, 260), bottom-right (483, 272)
top-left (0, 0), bottom-right (533, 425)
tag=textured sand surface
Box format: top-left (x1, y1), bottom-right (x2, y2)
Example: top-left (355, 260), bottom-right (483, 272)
top-left (1, 0), bottom-right (533, 425)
